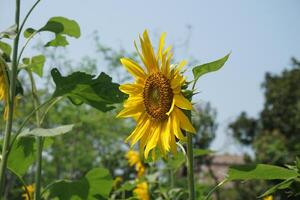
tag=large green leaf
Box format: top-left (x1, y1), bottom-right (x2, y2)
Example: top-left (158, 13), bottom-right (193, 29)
top-left (51, 68), bottom-right (127, 112)
top-left (22, 54), bottom-right (46, 77)
top-left (227, 164), bottom-right (299, 181)
top-left (193, 149), bottom-right (214, 157)
top-left (7, 137), bottom-right (36, 176)
top-left (24, 16), bottom-right (80, 47)
top-left (192, 53), bottom-right (230, 83)
top-left (47, 167), bottom-right (113, 200)
top-left (18, 124), bottom-right (74, 138)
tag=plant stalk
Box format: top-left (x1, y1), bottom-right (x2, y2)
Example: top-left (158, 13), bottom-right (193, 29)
top-left (187, 129), bottom-right (195, 200)
top-left (28, 70), bottom-right (42, 200)
top-left (0, 0), bottom-right (21, 194)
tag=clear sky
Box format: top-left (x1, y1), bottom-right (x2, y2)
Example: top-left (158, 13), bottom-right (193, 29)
top-left (1, 0), bottom-right (300, 154)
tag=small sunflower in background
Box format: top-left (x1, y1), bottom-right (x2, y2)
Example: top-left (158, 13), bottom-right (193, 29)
top-left (22, 184), bottom-right (34, 200)
top-left (118, 30), bottom-right (196, 159)
top-left (263, 196), bottom-right (273, 200)
top-left (134, 181), bottom-right (150, 200)
top-left (126, 150), bottom-right (145, 177)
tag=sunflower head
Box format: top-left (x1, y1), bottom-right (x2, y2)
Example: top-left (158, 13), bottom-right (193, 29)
top-left (118, 30), bottom-right (196, 159)
top-left (126, 150), bottom-right (145, 177)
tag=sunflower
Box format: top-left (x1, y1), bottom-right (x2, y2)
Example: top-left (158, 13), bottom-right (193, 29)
top-left (133, 182), bottom-right (150, 200)
top-left (117, 30), bottom-right (196, 158)
top-left (22, 184), bottom-right (34, 200)
top-left (126, 150), bottom-right (145, 177)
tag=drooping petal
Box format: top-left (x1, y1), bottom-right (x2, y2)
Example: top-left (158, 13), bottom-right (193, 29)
top-left (174, 94), bottom-right (193, 110)
top-left (160, 119), bottom-right (171, 152)
top-left (120, 58), bottom-right (146, 79)
top-left (126, 113), bottom-right (151, 145)
top-left (174, 107), bottom-right (196, 133)
top-left (171, 112), bottom-right (187, 142)
top-left (144, 123), bottom-right (161, 158)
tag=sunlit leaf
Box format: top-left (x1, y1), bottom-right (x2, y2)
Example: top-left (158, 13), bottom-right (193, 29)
top-left (227, 164), bottom-right (299, 181)
top-left (45, 34), bottom-right (69, 47)
top-left (47, 167), bottom-right (113, 200)
top-left (51, 68), bottom-right (127, 112)
top-left (18, 124), bottom-right (74, 138)
top-left (22, 55), bottom-right (45, 77)
top-left (192, 53), bottom-right (230, 84)
top-left (23, 28), bottom-right (36, 38)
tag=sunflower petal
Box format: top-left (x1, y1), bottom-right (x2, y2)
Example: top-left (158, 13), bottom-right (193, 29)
top-left (174, 107), bottom-right (196, 133)
top-left (120, 58), bottom-right (146, 79)
top-left (144, 123), bottom-right (161, 158)
top-left (157, 32), bottom-right (166, 61)
top-left (119, 84), bottom-right (143, 95)
top-left (161, 119), bottom-right (171, 152)
top-left (117, 103), bottom-right (144, 118)
top-left (171, 113), bottom-right (187, 142)
top-left (174, 94), bottom-right (193, 110)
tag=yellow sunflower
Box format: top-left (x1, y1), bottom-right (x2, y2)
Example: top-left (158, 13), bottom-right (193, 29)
top-left (22, 184), bottom-right (34, 200)
top-left (263, 196), bottom-right (273, 200)
top-left (133, 181), bottom-right (150, 200)
top-left (117, 30), bottom-right (196, 158)
top-left (126, 150), bottom-right (145, 177)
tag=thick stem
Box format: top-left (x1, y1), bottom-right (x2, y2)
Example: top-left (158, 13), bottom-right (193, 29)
top-left (0, 0), bottom-right (21, 194)
top-left (27, 70), bottom-right (42, 200)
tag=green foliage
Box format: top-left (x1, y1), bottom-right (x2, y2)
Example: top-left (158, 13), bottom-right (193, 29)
top-left (192, 53), bottom-right (230, 85)
top-left (18, 124), bottom-right (74, 138)
top-left (51, 68), bottom-right (127, 112)
top-left (227, 164), bottom-right (299, 181)
top-left (7, 138), bottom-right (36, 176)
top-left (22, 54), bottom-right (46, 77)
top-left (46, 168), bottom-right (113, 200)
top-left (0, 41), bottom-right (12, 60)
top-left (24, 16), bottom-right (80, 47)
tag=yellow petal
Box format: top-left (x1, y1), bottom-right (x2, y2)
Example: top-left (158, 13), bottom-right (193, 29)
top-left (174, 107), bottom-right (196, 133)
top-left (124, 96), bottom-right (143, 108)
top-left (126, 113), bottom-right (151, 145)
top-left (160, 119), bottom-right (171, 152)
top-left (119, 84), bottom-right (143, 95)
top-left (174, 94), bottom-right (193, 110)
top-left (144, 123), bottom-right (161, 158)
top-left (157, 32), bottom-right (166, 61)
top-left (171, 113), bottom-right (187, 142)
top-left (117, 103), bottom-right (144, 118)
top-left (120, 58), bottom-right (146, 79)
top-left (170, 134), bottom-right (177, 155)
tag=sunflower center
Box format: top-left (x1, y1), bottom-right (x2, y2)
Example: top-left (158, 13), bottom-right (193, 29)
top-left (143, 72), bottom-right (173, 121)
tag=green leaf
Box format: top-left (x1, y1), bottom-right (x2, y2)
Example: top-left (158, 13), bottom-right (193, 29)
top-left (51, 68), bottom-right (127, 112)
top-left (192, 53), bottom-right (230, 83)
top-left (45, 34), bottom-right (69, 47)
top-left (227, 164), bottom-right (299, 181)
top-left (23, 28), bottom-right (36, 38)
top-left (0, 41), bottom-right (12, 58)
top-left (193, 149), bottom-right (214, 157)
top-left (0, 24), bottom-right (17, 39)
top-left (18, 124), bottom-right (74, 138)
top-left (7, 138), bottom-right (36, 176)
top-left (22, 55), bottom-right (46, 77)
top-left (119, 181), bottom-right (136, 191)
top-left (47, 167), bottom-right (113, 200)
top-left (40, 17), bottom-right (80, 38)
top-left (258, 178), bottom-right (294, 198)
top-left (167, 153), bottom-right (185, 171)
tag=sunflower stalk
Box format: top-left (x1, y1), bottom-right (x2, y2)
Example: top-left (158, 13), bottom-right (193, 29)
top-left (27, 69), bottom-right (43, 200)
top-left (0, 0), bottom-right (21, 194)
top-left (186, 110), bottom-right (195, 200)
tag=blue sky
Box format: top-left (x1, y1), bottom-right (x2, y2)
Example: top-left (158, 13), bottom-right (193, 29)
top-left (1, 0), bottom-right (300, 154)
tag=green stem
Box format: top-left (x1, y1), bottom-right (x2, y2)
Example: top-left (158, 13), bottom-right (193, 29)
top-left (187, 127), bottom-right (195, 200)
top-left (27, 70), bottom-right (42, 200)
top-left (0, 0), bottom-right (21, 195)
